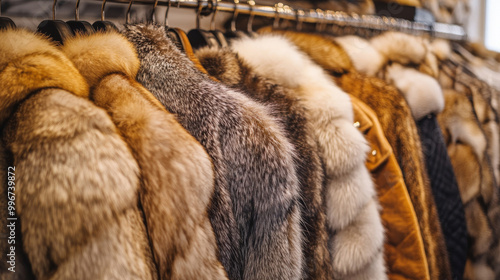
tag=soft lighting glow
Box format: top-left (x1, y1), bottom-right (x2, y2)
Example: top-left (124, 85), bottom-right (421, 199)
top-left (485, 0), bottom-right (500, 52)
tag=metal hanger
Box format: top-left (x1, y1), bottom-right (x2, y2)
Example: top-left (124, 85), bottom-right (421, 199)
top-left (37, 0), bottom-right (74, 45)
top-left (210, 0), bottom-right (229, 47)
top-left (93, 0), bottom-right (119, 31)
top-left (187, 0), bottom-right (220, 49)
top-left (126, 0), bottom-right (134, 24)
top-left (67, 0), bottom-right (95, 35)
top-left (0, 0), bottom-right (16, 30)
top-left (163, 0), bottom-right (188, 52)
top-left (246, 0), bottom-right (258, 37)
top-left (225, 0), bottom-right (246, 41)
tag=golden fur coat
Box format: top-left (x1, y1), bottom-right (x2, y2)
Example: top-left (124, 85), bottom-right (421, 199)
top-left (0, 28), bottom-right (156, 279)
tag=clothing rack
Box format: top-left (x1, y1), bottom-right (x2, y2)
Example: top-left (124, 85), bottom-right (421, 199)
top-left (102, 0), bottom-right (467, 41)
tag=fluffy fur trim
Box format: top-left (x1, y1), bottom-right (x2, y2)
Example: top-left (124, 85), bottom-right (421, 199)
top-left (231, 34), bottom-right (354, 123)
top-left (125, 23), bottom-right (303, 280)
top-left (62, 34), bottom-right (228, 279)
top-left (386, 63), bottom-right (445, 119)
top-left (0, 28), bottom-right (88, 125)
top-left (61, 31), bottom-right (140, 89)
top-left (335, 35), bottom-right (386, 76)
top-left (370, 32), bottom-right (428, 65)
top-left (195, 46), bottom-right (334, 280)
top-left (231, 34), bottom-right (386, 279)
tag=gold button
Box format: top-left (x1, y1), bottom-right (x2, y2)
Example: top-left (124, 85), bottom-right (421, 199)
top-left (372, 150), bottom-right (377, 156)
top-left (353, 121), bottom-right (360, 128)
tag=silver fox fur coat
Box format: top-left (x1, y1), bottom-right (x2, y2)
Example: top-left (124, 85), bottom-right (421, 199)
top-left (124, 23), bottom-right (303, 280)
top-left (195, 46), bottom-right (333, 280)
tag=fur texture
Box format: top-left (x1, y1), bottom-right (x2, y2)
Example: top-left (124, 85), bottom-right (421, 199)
top-left (438, 59), bottom-right (500, 279)
top-left (124, 23), bottom-right (303, 280)
top-left (62, 32), bottom-right (228, 280)
top-left (385, 63), bottom-right (445, 119)
top-left (195, 46), bottom-right (333, 280)
top-left (230, 34), bottom-right (386, 280)
top-left (263, 30), bottom-right (450, 280)
top-left (0, 28), bottom-right (156, 280)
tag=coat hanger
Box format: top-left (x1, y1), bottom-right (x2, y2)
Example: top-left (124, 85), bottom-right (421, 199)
top-left (187, 0), bottom-right (220, 49)
top-left (162, 0), bottom-right (187, 52)
top-left (210, 0), bottom-right (229, 47)
top-left (245, 0), bottom-right (258, 38)
top-left (295, 9), bottom-right (304, 32)
top-left (224, 0), bottom-right (246, 41)
top-left (67, 0), bottom-right (95, 35)
top-left (37, 0), bottom-right (73, 45)
top-left (0, 0), bottom-right (16, 30)
top-left (93, 0), bottom-right (119, 32)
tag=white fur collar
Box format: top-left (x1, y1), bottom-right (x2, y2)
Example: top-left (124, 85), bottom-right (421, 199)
top-left (231, 34), bottom-right (354, 121)
top-left (335, 35), bottom-right (386, 76)
top-left (387, 63), bottom-right (445, 120)
top-left (370, 32), bottom-right (428, 65)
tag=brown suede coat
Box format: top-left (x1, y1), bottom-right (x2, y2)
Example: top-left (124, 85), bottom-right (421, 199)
top-left (350, 96), bottom-right (430, 280)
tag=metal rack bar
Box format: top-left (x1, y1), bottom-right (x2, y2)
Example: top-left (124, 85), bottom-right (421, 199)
top-left (104, 0), bottom-right (467, 41)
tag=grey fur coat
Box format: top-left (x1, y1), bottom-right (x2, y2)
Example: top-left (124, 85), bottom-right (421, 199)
top-left (195, 46), bottom-right (333, 280)
top-left (124, 23), bottom-right (303, 280)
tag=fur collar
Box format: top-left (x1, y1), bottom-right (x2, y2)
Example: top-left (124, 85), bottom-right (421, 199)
top-left (61, 31), bottom-right (140, 89)
top-left (231, 34), bottom-right (354, 122)
top-left (335, 36), bottom-right (386, 76)
top-left (370, 32), bottom-right (428, 65)
top-left (386, 63), bottom-right (445, 119)
top-left (0, 28), bottom-right (88, 125)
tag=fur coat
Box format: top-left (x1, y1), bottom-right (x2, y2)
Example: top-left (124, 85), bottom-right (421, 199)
top-left (437, 53), bottom-right (500, 280)
top-left (60, 31), bottom-right (228, 280)
top-left (0, 28), bottom-right (156, 279)
top-left (230, 34), bottom-right (386, 280)
top-left (194, 47), bottom-right (333, 280)
top-left (262, 29), bottom-right (450, 280)
top-left (124, 23), bottom-right (303, 280)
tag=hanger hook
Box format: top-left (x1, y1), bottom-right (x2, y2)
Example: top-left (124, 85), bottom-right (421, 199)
top-left (150, 0), bottom-right (158, 23)
top-left (295, 9), bottom-right (304, 31)
top-left (196, 0), bottom-right (203, 29)
top-left (75, 0), bottom-right (80, 20)
top-left (52, 0), bottom-right (57, 20)
top-left (247, 0), bottom-right (255, 33)
top-left (126, 0), bottom-right (133, 24)
top-left (210, 0), bottom-right (218, 31)
top-left (230, 0), bottom-right (239, 32)
top-left (100, 0), bottom-right (107, 21)
top-left (164, 0), bottom-right (171, 26)
top-left (273, 3), bottom-right (283, 29)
